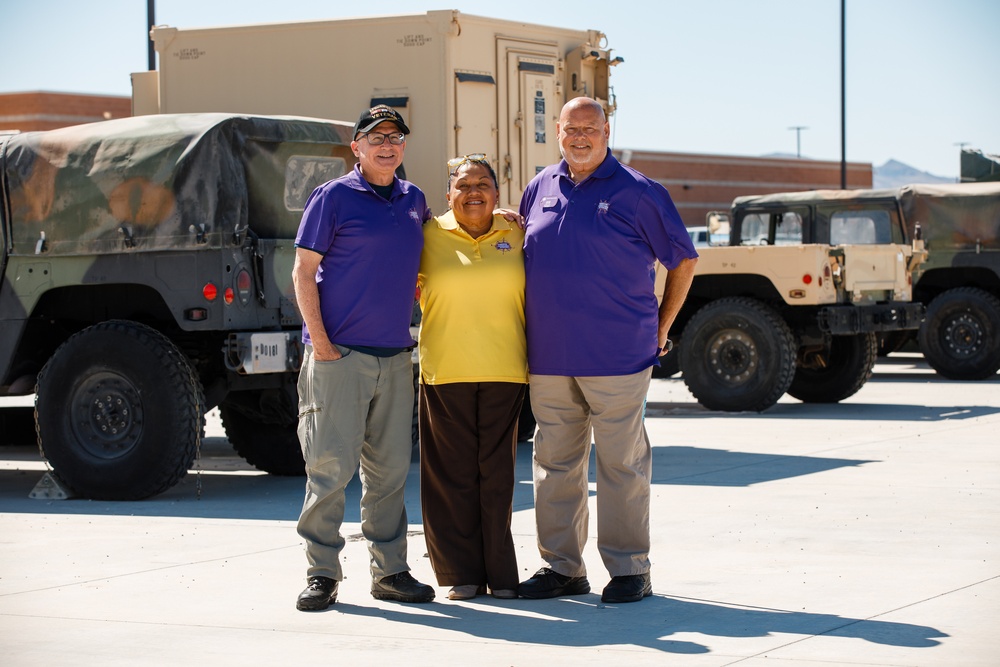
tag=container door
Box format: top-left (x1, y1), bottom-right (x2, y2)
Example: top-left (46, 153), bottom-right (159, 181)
top-left (496, 39), bottom-right (562, 208)
top-left (453, 71), bottom-right (498, 181)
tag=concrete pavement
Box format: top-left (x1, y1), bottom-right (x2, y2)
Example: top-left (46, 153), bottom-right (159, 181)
top-left (1, 353), bottom-right (997, 665)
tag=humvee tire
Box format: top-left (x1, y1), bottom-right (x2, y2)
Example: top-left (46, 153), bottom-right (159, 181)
top-left (918, 287), bottom-right (1000, 381)
top-left (35, 321), bottom-right (203, 500)
top-left (788, 332), bottom-right (878, 403)
top-left (516, 385), bottom-right (536, 442)
top-left (220, 386), bottom-right (305, 476)
top-left (681, 297), bottom-right (796, 412)
top-left (0, 407), bottom-right (37, 446)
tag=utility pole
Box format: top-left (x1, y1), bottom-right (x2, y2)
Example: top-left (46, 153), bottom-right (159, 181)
top-left (788, 126), bottom-right (808, 158)
top-left (840, 0), bottom-right (847, 189)
top-left (147, 0), bottom-right (156, 71)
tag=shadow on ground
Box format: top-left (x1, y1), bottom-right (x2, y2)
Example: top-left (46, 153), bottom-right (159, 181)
top-left (335, 592), bottom-right (946, 655)
top-left (3, 440), bottom-right (879, 521)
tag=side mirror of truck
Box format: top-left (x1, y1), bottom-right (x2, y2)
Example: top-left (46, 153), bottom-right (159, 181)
top-left (908, 221), bottom-right (928, 274)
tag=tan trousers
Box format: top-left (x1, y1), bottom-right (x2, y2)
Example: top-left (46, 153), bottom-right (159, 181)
top-left (296, 345), bottom-right (414, 582)
top-left (528, 368), bottom-right (653, 578)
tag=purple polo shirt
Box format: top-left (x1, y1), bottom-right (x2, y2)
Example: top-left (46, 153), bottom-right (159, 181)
top-left (295, 163), bottom-right (429, 348)
top-left (521, 150), bottom-right (698, 376)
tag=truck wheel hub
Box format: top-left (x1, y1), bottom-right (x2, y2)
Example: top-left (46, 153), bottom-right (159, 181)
top-left (71, 373), bottom-right (143, 459)
top-left (944, 314), bottom-right (982, 357)
top-left (708, 330), bottom-right (758, 384)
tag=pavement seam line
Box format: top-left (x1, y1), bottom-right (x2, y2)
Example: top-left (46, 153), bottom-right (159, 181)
top-left (716, 573), bottom-right (1000, 665)
top-left (0, 543), bottom-right (302, 597)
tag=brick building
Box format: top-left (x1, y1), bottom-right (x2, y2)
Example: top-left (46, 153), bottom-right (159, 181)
top-left (615, 149), bottom-right (873, 228)
top-left (0, 91), bottom-right (872, 230)
top-left (0, 91), bottom-right (131, 133)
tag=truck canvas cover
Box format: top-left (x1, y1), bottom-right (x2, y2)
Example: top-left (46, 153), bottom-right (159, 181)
top-left (1, 113), bottom-right (355, 255)
top-left (897, 182), bottom-right (1000, 250)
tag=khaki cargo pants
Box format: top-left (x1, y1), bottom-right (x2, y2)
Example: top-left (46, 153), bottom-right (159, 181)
top-left (296, 344), bottom-right (414, 582)
top-left (528, 368), bottom-right (653, 579)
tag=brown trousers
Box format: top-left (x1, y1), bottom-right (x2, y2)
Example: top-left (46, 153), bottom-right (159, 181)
top-left (419, 382), bottom-right (526, 589)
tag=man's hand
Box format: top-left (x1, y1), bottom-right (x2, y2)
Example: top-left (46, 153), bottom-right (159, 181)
top-left (311, 340), bottom-right (342, 362)
top-left (495, 207), bottom-right (525, 229)
top-left (657, 338), bottom-right (674, 357)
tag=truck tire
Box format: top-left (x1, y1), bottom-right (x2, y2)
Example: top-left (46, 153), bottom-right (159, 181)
top-left (412, 365), bottom-right (421, 460)
top-left (680, 297), bottom-right (796, 412)
top-left (918, 287), bottom-right (1000, 380)
top-left (788, 333), bottom-right (878, 403)
top-left (0, 407), bottom-right (37, 446)
top-left (35, 321), bottom-right (204, 500)
top-left (220, 386), bottom-right (305, 476)
top-left (917, 287), bottom-right (1000, 380)
top-left (517, 385), bottom-right (537, 442)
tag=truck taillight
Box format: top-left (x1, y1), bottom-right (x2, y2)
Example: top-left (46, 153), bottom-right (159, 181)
top-left (802, 274), bottom-right (813, 285)
top-left (224, 288), bottom-right (235, 305)
top-left (236, 268), bottom-right (253, 305)
top-left (203, 283), bottom-right (218, 301)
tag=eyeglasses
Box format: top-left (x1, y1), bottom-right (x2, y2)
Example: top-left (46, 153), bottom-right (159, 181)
top-left (362, 131), bottom-right (406, 145)
top-left (447, 153), bottom-right (488, 169)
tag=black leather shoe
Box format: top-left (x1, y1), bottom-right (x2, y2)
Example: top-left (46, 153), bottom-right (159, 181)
top-left (371, 571), bottom-right (436, 603)
top-left (601, 573), bottom-right (652, 603)
top-left (517, 567), bottom-right (591, 599)
top-left (296, 576), bottom-right (339, 611)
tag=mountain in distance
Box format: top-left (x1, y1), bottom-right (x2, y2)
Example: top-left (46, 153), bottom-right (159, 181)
top-left (872, 159), bottom-right (956, 189)
top-left (762, 154), bottom-right (956, 189)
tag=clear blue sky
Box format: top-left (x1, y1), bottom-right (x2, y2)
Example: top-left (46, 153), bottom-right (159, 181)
top-left (3, 0), bottom-right (997, 179)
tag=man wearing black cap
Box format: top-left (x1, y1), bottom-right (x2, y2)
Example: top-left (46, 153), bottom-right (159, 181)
top-left (292, 104), bottom-right (434, 610)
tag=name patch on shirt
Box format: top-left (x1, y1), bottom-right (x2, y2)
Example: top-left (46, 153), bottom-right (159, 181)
top-left (540, 196), bottom-right (559, 209)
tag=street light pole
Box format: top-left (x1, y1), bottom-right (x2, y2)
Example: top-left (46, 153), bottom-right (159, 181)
top-left (788, 126), bottom-right (808, 158)
top-left (147, 0), bottom-right (156, 71)
top-left (840, 0), bottom-right (847, 189)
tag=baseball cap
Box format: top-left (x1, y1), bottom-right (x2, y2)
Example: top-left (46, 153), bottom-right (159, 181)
top-left (353, 104), bottom-right (411, 138)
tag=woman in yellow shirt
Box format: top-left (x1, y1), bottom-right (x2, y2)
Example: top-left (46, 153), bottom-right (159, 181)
top-left (417, 155), bottom-right (526, 600)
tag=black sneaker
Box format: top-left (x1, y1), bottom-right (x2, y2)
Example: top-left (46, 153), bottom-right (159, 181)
top-left (296, 576), bottom-right (339, 611)
top-left (601, 573), bottom-right (652, 603)
top-left (517, 567), bottom-right (591, 599)
top-left (371, 571), bottom-right (436, 603)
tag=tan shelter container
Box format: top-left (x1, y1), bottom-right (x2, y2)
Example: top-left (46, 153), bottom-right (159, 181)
top-left (132, 10), bottom-right (619, 213)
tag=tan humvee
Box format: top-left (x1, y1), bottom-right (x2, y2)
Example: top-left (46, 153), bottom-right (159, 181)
top-left (659, 209), bottom-right (926, 412)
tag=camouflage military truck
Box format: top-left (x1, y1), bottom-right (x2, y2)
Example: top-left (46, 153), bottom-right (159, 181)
top-left (725, 184), bottom-right (1000, 380)
top-left (0, 113), bottom-right (356, 499)
top-left (659, 203), bottom-right (926, 412)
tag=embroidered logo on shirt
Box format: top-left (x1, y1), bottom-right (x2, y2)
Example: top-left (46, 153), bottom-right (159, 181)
top-left (408, 208), bottom-right (422, 223)
top-left (541, 196), bottom-right (559, 209)
top-left (598, 200), bottom-right (610, 213)
top-left (494, 239), bottom-right (512, 253)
